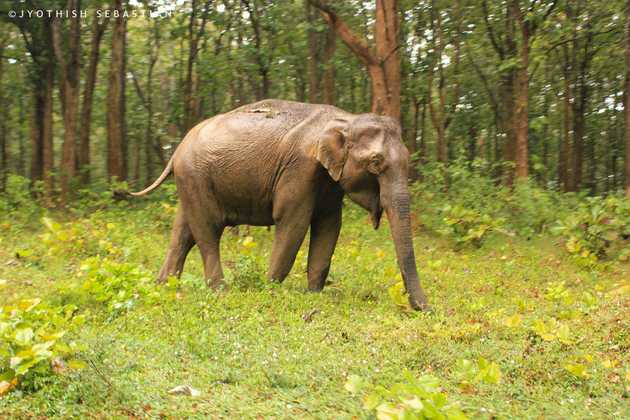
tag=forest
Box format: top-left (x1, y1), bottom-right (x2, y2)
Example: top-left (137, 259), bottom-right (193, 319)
top-left (0, 0), bottom-right (629, 418)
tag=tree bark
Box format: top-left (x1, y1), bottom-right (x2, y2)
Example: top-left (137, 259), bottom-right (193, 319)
top-left (306, 1), bottom-right (319, 103)
top-left (309, 0), bottom-right (401, 120)
top-left (426, 0), bottom-right (462, 164)
top-left (560, 44), bottom-right (573, 191)
top-left (51, 0), bottom-right (81, 202)
top-left (322, 25), bottom-right (336, 104)
top-left (183, 0), bottom-right (211, 132)
top-left (625, 0), bottom-right (630, 196)
top-left (17, 18), bottom-right (55, 197)
top-left (0, 40), bottom-right (6, 191)
top-left (78, 13), bottom-right (107, 185)
top-left (42, 61), bottom-right (55, 197)
top-left (106, 0), bottom-right (127, 182)
top-left (513, 0), bottom-right (529, 180)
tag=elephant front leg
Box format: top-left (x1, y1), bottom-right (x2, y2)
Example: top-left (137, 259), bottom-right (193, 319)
top-left (307, 204), bottom-right (342, 291)
top-left (268, 194), bottom-right (313, 283)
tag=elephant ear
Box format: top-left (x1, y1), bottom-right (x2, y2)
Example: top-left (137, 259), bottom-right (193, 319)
top-left (316, 118), bottom-right (349, 182)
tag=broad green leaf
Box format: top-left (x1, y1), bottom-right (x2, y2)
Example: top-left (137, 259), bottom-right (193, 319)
top-left (14, 328), bottom-right (34, 346)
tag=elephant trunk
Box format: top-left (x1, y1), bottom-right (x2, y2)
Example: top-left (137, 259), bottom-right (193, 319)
top-left (379, 174), bottom-right (430, 311)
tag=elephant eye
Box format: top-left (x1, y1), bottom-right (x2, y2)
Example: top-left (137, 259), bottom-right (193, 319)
top-left (370, 154), bottom-right (383, 165)
top-left (367, 154), bottom-right (384, 174)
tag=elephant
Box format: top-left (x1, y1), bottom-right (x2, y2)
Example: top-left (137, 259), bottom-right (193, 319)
top-left (132, 99), bottom-right (430, 310)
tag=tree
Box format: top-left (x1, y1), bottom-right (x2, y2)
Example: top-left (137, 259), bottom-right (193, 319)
top-left (183, 0), bottom-right (211, 132)
top-left (130, 5), bottom-right (163, 185)
top-left (308, 0), bottom-right (402, 120)
top-left (306, 1), bottom-right (336, 104)
top-left (426, 0), bottom-right (462, 163)
top-left (241, 0), bottom-right (276, 101)
top-left (479, 0), bottom-right (557, 184)
top-left (8, 5), bottom-right (56, 196)
top-left (51, 0), bottom-right (81, 201)
top-left (625, 0), bottom-right (630, 196)
top-left (0, 33), bottom-right (7, 191)
top-left (107, 0), bottom-right (127, 182)
top-left (78, 8), bottom-right (108, 184)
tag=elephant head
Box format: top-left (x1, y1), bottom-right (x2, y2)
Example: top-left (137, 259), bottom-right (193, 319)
top-left (317, 115), bottom-right (430, 311)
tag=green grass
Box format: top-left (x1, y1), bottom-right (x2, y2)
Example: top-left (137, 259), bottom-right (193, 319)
top-left (0, 195), bottom-right (629, 418)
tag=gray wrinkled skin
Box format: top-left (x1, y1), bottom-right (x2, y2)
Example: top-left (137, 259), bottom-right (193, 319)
top-left (133, 99), bottom-right (430, 310)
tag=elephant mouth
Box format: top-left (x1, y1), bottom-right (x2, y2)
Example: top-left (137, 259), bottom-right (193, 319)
top-left (370, 202), bottom-right (383, 230)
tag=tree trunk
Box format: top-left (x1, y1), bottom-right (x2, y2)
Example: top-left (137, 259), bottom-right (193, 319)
top-left (78, 14), bottom-right (107, 185)
top-left (513, 0), bottom-right (529, 180)
top-left (183, 0), bottom-right (211, 132)
top-left (322, 25), bottom-right (336, 104)
top-left (625, 0), bottom-right (630, 196)
top-left (17, 94), bottom-right (26, 177)
top-left (42, 62), bottom-right (55, 197)
top-left (306, 1), bottom-right (319, 103)
top-left (560, 44), bottom-right (573, 191)
top-left (309, 0), bottom-right (401, 120)
top-left (0, 41), bottom-right (6, 191)
top-left (51, 0), bottom-right (81, 202)
top-left (106, 0), bottom-right (127, 182)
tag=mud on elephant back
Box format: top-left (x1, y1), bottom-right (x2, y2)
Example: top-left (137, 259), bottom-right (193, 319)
top-left (131, 99), bottom-right (431, 311)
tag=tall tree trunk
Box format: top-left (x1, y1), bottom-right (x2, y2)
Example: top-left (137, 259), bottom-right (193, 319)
top-left (426, 0), bottom-right (462, 165)
top-left (42, 62), bottom-right (55, 197)
top-left (106, 0), bottom-right (127, 182)
top-left (184, 0), bottom-right (211, 132)
top-left (51, 0), bottom-right (81, 203)
top-left (513, 0), bottom-right (529, 180)
top-left (22, 22), bottom-right (55, 197)
top-left (0, 41), bottom-right (6, 192)
top-left (78, 14), bottom-right (107, 185)
top-left (309, 0), bottom-right (401, 120)
top-left (560, 44), bottom-right (573, 191)
top-left (625, 0), bottom-right (630, 196)
top-left (17, 93), bottom-right (26, 177)
top-left (322, 25), bottom-right (336, 104)
top-left (306, 1), bottom-right (319, 103)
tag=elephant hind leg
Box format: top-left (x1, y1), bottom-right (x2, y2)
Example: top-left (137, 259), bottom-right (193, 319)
top-left (157, 207), bottom-right (196, 283)
top-left (179, 192), bottom-right (226, 288)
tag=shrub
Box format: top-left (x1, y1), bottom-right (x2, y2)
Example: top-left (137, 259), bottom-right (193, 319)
top-left (40, 217), bottom-right (126, 260)
top-left (0, 175), bottom-right (42, 227)
top-left (225, 236), bottom-right (267, 290)
top-left (345, 371), bottom-right (467, 419)
top-left (551, 196), bottom-right (630, 264)
top-left (440, 204), bottom-right (503, 249)
top-left (496, 180), bottom-right (572, 237)
top-left (0, 299), bottom-right (85, 395)
top-left (79, 257), bottom-right (164, 316)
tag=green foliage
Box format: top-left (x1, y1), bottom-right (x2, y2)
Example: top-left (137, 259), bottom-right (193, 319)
top-left (0, 299), bottom-right (85, 394)
top-left (345, 372), bottom-right (468, 420)
top-left (40, 217), bottom-right (125, 260)
top-left (551, 196), bottom-right (630, 265)
top-left (224, 235), bottom-right (267, 290)
top-left (441, 204), bottom-right (503, 249)
top-left (454, 357), bottom-right (502, 392)
top-left (0, 191), bottom-right (629, 417)
top-left (0, 175), bottom-right (43, 227)
top-left (79, 257), bottom-right (164, 316)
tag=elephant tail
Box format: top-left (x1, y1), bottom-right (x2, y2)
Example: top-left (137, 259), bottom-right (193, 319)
top-left (130, 154), bottom-right (174, 196)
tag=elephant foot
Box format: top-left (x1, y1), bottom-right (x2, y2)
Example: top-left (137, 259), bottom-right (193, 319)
top-left (409, 297), bottom-right (433, 313)
top-left (307, 283), bottom-right (324, 292)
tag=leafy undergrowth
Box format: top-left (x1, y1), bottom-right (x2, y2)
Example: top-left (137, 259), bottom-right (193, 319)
top-left (0, 186), bottom-right (629, 418)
